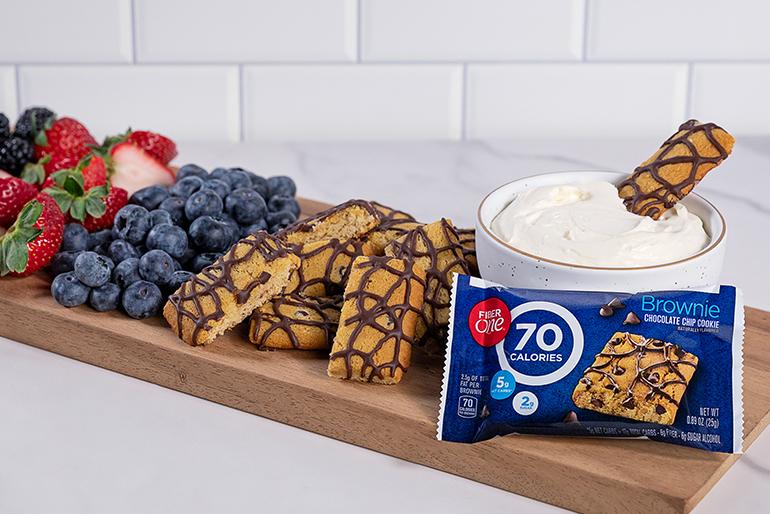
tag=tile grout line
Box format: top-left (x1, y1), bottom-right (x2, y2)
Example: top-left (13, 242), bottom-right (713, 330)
top-left (238, 64), bottom-right (245, 142)
top-left (356, 0), bottom-right (363, 62)
top-left (460, 63), bottom-right (468, 140)
top-left (581, 0), bottom-right (591, 61)
top-left (13, 64), bottom-right (21, 114)
top-left (129, 0), bottom-right (138, 63)
top-left (4, 59), bottom-right (770, 66)
top-left (685, 62), bottom-right (695, 119)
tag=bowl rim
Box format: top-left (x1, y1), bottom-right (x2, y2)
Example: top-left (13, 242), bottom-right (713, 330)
top-left (476, 170), bottom-right (727, 271)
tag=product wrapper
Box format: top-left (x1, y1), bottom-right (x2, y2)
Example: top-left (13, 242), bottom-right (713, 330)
top-left (437, 275), bottom-right (744, 453)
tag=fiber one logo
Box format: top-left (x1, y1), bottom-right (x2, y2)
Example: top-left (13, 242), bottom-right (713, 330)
top-left (468, 297), bottom-right (511, 347)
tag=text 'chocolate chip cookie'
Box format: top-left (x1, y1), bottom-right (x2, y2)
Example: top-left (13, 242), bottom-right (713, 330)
top-left (328, 255), bottom-right (426, 384)
top-left (572, 332), bottom-right (698, 425)
top-left (618, 120), bottom-right (734, 219)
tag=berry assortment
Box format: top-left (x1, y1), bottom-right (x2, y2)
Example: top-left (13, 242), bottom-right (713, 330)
top-left (46, 165), bottom-right (299, 318)
top-left (0, 105), bottom-right (302, 321)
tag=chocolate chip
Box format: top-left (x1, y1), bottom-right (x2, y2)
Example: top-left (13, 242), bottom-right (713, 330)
top-left (295, 310), bottom-right (309, 318)
top-left (612, 365), bottom-right (625, 376)
top-left (651, 340), bottom-right (665, 348)
top-left (590, 398), bottom-right (604, 408)
top-left (621, 396), bottom-right (636, 409)
top-left (608, 297), bottom-right (626, 309)
top-left (623, 311), bottom-right (641, 325)
top-left (674, 346), bottom-right (685, 359)
top-left (599, 305), bottom-right (614, 317)
top-left (646, 372), bottom-right (660, 384)
top-left (655, 404), bottom-right (667, 415)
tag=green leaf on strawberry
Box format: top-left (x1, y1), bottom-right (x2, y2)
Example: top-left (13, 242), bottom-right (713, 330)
top-left (0, 200), bottom-right (44, 275)
top-left (21, 155), bottom-right (52, 185)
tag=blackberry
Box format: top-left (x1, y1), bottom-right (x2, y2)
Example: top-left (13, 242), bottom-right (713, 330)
top-left (0, 137), bottom-right (34, 174)
top-left (0, 113), bottom-right (10, 140)
top-left (14, 107), bottom-right (55, 141)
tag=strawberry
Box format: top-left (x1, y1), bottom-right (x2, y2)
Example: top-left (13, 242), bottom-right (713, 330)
top-left (26, 152), bottom-right (107, 190)
top-left (0, 177), bottom-right (38, 227)
top-left (43, 170), bottom-right (109, 225)
top-left (33, 117), bottom-right (96, 176)
top-left (125, 130), bottom-right (177, 165)
top-left (82, 186), bottom-right (127, 232)
top-left (0, 192), bottom-right (64, 276)
top-left (109, 142), bottom-right (174, 196)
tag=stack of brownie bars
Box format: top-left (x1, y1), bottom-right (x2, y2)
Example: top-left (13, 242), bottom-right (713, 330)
top-left (163, 199), bottom-right (478, 385)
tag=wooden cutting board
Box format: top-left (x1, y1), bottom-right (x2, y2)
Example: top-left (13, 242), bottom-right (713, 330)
top-left (0, 197), bottom-right (768, 514)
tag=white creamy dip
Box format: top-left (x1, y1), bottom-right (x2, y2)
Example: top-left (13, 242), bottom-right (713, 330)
top-left (489, 181), bottom-right (709, 267)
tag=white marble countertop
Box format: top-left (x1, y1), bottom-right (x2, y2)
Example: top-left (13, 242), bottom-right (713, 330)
top-left (1, 139), bottom-right (768, 513)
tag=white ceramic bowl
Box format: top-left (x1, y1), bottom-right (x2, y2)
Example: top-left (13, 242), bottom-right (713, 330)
top-left (475, 171), bottom-right (726, 292)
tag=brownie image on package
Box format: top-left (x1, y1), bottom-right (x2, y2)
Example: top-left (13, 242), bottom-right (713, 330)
top-left (572, 332), bottom-right (698, 425)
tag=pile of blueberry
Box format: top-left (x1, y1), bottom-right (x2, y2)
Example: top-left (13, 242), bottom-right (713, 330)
top-left (49, 165), bottom-right (299, 319)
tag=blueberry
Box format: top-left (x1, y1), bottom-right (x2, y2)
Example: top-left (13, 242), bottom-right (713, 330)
top-left (108, 239), bottom-right (140, 264)
top-left (266, 210), bottom-right (297, 233)
top-left (87, 229), bottom-right (113, 249)
top-left (61, 223), bottom-right (89, 252)
top-left (149, 208), bottom-right (173, 227)
top-left (113, 257), bottom-right (141, 288)
top-left (74, 251), bottom-right (114, 288)
top-left (51, 272), bottom-right (90, 308)
top-left (211, 213), bottom-right (240, 246)
top-left (209, 167), bottom-right (231, 184)
top-left (227, 169), bottom-right (253, 190)
top-left (158, 196), bottom-right (186, 225)
top-left (241, 219), bottom-right (268, 238)
top-left (267, 175), bottom-right (296, 198)
top-left (225, 188), bottom-right (267, 225)
top-left (146, 223), bottom-right (188, 258)
top-left (89, 282), bottom-right (121, 312)
top-left (130, 185), bottom-right (169, 211)
top-left (185, 189), bottom-right (223, 221)
top-left (166, 270), bottom-right (194, 292)
top-left (188, 215), bottom-right (232, 252)
top-left (169, 176), bottom-right (204, 199)
top-left (112, 205), bottom-right (151, 245)
top-left (49, 251), bottom-right (83, 276)
top-left (138, 249), bottom-right (175, 286)
top-left (249, 174), bottom-right (269, 199)
top-left (200, 178), bottom-right (231, 199)
top-left (190, 252), bottom-right (222, 273)
top-left (267, 195), bottom-right (300, 217)
top-left (92, 242), bottom-right (110, 256)
top-left (172, 258), bottom-right (182, 271)
top-left (122, 280), bottom-right (163, 319)
top-left (176, 164), bottom-right (208, 181)
top-left (178, 246), bottom-right (196, 265)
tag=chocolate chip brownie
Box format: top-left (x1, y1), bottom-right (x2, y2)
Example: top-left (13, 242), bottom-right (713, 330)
top-left (385, 219), bottom-right (469, 339)
top-left (163, 232), bottom-right (300, 346)
top-left (286, 238), bottom-right (374, 297)
top-left (279, 199), bottom-right (381, 246)
top-left (250, 294), bottom-right (342, 350)
top-left (572, 332), bottom-right (698, 425)
top-left (328, 255), bottom-right (426, 384)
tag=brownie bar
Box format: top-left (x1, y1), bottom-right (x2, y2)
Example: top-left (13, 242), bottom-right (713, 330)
top-left (572, 332), bottom-right (698, 425)
top-left (327, 255), bottom-right (426, 384)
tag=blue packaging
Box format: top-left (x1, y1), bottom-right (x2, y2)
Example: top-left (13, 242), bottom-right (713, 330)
top-left (437, 275), bottom-right (744, 453)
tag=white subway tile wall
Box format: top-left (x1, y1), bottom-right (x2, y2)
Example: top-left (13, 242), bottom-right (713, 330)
top-left (467, 64), bottom-right (688, 138)
top-left (1, 0), bottom-right (767, 140)
top-left (243, 65), bottom-right (462, 140)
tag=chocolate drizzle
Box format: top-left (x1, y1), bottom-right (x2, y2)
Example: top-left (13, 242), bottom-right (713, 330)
top-left (165, 231), bottom-right (290, 344)
top-left (279, 199), bottom-right (381, 240)
top-left (329, 256), bottom-right (426, 382)
top-left (387, 219), bottom-right (470, 332)
top-left (251, 294), bottom-right (342, 350)
top-left (370, 201), bottom-right (418, 234)
top-left (456, 228), bottom-right (478, 275)
top-left (582, 333), bottom-right (697, 411)
top-left (287, 238), bottom-right (371, 296)
top-left (618, 120), bottom-right (732, 219)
